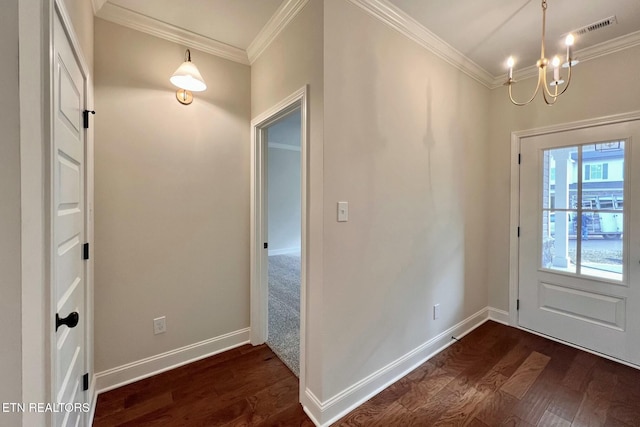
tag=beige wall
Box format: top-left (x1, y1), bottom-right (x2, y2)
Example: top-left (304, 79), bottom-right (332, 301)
top-left (251, 0), bottom-right (325, 398)
top-left (94, 19), bottom-right (251, 371)
top-left (487, 45), bottom-right (640, 311)
top-left (268, 147), bottom-right (302, 253)
top-left (0, 0), bottom-right (23, 425)
top-left (322, 0), bottom-right (490, 400)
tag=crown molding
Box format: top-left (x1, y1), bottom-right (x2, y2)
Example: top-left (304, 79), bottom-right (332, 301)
top-left (246, 0), bottom-right (309, 64)
top-left (96, 2), bottom-right (249, 65)
top-left (585, 29), bottom-right (640, 62)
top-left (346, 0), bottom-right (495, 88)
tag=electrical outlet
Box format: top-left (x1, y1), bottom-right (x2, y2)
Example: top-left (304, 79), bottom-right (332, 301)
top-left (433, 304), bottom-right (440, 320)
top-left (153, 316), bottom-right (166, 335)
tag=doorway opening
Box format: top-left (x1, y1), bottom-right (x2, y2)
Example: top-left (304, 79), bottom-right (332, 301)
top-left (265, 108), bottom-right (302, 375)
top-left (250, 86), bottom-right (308, 398)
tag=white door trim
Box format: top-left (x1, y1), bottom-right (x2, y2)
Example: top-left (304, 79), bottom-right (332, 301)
top-left (250, 86), bottom-right (308, 402)
top-left (509, 110), bottom-right (640, 327)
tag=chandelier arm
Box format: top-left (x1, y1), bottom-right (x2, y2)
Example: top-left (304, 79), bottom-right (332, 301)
top-left (541, 68), bottom-right (559, 106)
top-left (543, 63), bottom-right (573, 101)
top-left (541, 67), bottom-right (560, 100)
top-left (541, 85), bottom-right (558, 105)
top-left (556, 63), bottom-right (573, 97)
top-left (508, 70), bottom-right (543, 106)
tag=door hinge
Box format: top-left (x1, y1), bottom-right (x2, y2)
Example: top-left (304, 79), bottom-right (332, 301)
top-left (83, 110), bottom-right (95, 129)
top-left (82, 373), bottom-right (89, 391)
top-left (263, 242), bottom-right (268, 249)
top-left (517, 299), bottom-right (520, 310)
top-left (83, 243), bottom-right (89, 260)
top-left (518, 153), bottom-right (521, 164)
top-left (517, 226), bottom-right (520, 237)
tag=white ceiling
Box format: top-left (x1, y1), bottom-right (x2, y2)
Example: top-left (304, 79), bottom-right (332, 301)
top-left (95, 0), bottom-right (640, 81)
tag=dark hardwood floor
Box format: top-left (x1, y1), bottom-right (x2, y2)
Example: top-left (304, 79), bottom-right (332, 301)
top-left (93, 321), bottom-right (640, 426)
top-left (93, 344), bottom-right (313, 426)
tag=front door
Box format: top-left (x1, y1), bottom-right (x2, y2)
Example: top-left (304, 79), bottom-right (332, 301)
top-left (53, 9), bottom-right (88, 426)
top-left (519, 120), bottom-right (640, 366)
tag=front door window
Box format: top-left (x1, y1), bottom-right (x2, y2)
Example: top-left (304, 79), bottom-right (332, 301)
top-left (541, 142), bottom-right (625, 282)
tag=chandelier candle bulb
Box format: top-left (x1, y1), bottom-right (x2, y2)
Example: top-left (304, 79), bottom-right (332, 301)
top-left (565, 34), bottom-right (574, 62)
top-left (553, 56), bottom-right (560, 81)
top-left (507, 56), bottom-right (515, 79)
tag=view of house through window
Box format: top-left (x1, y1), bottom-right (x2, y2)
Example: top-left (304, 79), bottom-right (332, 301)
top-left (541, 141), bottom-right (625, 281)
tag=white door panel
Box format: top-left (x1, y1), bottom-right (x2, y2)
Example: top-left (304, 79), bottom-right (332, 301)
top-left (519, 121), bottom-right (640, 366)
top-left (53, 10), bottom-right (87, 427)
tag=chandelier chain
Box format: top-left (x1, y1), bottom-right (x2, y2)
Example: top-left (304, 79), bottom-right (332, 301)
top-left (540, 1), bottom-right (546, 60)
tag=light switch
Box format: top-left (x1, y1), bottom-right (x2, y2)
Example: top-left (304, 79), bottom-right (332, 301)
top-left (337, 201), bottom-right (348, 222)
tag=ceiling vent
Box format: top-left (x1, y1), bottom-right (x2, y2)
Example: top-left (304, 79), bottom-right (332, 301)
top-left (570, 16), bottom-right (618, 37)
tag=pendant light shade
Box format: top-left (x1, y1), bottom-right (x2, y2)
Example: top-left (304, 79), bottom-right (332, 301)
top-left (170, 60), bottom-right (207, 92)
top-left (170, 49), bottom-right (206, 105)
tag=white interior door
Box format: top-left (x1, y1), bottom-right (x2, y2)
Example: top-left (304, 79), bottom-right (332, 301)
top-left (53, 10), bottom-right (87, 426)
top-left (519, 120), bottom-right (640, 366)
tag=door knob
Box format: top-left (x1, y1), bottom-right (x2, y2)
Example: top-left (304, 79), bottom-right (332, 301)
top-left (56, 312), bottom-right (79, 332)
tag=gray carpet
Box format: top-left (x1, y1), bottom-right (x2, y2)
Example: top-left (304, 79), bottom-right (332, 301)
top-left (267, 254), bottom-right (301, 377)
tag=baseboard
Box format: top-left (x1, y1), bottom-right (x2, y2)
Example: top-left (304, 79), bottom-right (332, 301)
top-left (268, 247), bottom-right (301, 256)
top-left (94, 327), bottom-right (250, 394)
top-left (302, 401), bottom-right (323, 427)
top-left (488, 307), bottom-right (510, 325)
top-left (302, 307), bottom-right (490, 426)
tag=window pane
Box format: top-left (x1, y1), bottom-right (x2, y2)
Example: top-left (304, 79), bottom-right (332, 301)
top-left (541, 142), bottom-right (625, 279)
top-left (542, 210), bottom-right (577, 272)
top-left (579, 141), bottom-right (624, 281)
top-left (581, 143), bottom-right (624, 211)
top-left (580, 143), bottom-right (624, 210)
top-left (544, 146), bottom-right (578, 211)
top-left (580, 213), bottom-right (623, 281)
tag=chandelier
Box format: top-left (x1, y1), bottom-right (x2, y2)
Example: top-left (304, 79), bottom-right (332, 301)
top-left (504, 0), bottom-right (578, 106)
